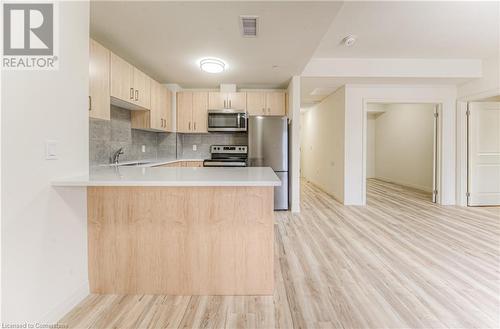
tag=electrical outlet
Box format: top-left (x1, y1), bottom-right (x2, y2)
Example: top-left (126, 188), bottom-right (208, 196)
top-left (141, 145), bottom-right (146, 153)
top-left (192, 144), bottom-right (197, 151)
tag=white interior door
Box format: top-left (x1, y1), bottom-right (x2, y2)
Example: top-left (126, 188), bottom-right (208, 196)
top-left (468, 102), bottom-right (500, 206)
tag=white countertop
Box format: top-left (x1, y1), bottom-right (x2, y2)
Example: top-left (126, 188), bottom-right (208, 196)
top-left (52, 166), bottom-right (282, 187)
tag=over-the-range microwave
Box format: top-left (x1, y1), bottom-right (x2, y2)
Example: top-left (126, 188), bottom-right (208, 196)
top-left (207, 109), bottom-right (247, 132)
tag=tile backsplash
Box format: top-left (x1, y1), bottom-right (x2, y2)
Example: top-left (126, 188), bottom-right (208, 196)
top-left (90, 107), bottom-right (177, 166)
top-left (179, 133), bottom-right (248, 159)
top-left (90, 106), bottom-right (247, 166)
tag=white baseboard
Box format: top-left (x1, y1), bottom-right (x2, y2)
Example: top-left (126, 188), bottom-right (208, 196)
top-left (41, 282), bottom-right (89, 324)
top-left (373, 176), bottom-right (432, 193)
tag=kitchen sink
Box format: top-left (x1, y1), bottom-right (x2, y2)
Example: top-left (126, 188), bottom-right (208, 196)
top-left (118, 161), bottom-right (152, 167)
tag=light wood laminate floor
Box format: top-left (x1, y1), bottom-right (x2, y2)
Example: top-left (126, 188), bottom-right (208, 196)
top-left (60, 179), bottom-right (500, 329)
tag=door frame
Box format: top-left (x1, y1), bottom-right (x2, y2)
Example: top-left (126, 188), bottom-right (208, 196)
top-left (362, 100), bottom-right (442, 204)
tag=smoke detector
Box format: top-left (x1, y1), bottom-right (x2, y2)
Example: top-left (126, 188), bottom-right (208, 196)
top-left (342, 35), bottom-right (357, 47)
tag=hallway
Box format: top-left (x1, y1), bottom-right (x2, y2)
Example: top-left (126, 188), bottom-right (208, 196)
top-left (60, 180), bottom-right (500, 328)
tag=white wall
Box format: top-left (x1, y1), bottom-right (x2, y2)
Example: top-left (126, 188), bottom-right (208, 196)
top-left (344, 84), bottom-right (457, 205)
top-left (1, 2), bottom-right (89, 323)
top-left (369, 104), bottom-right (435, 192)
top-left (287, 76), bottom-right (301, 212)
top-left (301, 87), bottom-right (345, 202)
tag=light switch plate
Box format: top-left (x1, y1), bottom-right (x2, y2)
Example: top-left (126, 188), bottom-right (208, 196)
top-left (141, 145), bottom-right (146, 153)
top-left (192, 144), bottom-right (197, 151)
top-left (46, 140), bottom-right (58, 160)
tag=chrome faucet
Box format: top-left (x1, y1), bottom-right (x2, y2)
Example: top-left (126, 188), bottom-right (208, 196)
top-left (111, 147), bottom-right (124, 164)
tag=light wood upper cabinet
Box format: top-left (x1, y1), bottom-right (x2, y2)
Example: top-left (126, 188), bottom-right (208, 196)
top-left (163, 88), bottom-right (173, 131)
top-left (208, 92), bottom-right (246, 110)
top-left (110, 52), bottom-right (134, 103)
top-left (133, 68), bottom-right (150, 109)
top-left (192, 92), bottom-right (208, 133)
top-left (266, 92), bottom-right (286, 116)
top-left (131, 79), bottom-right (172, 132)
top-left (246, 91), bottom-right (286, 116)
top-left (177, 91), bottom-right (208, 133)
top-left (208, 92), bottom-right (225, 110)
top-left (89, 39), bottom-right (110, 120)
top-left (246, 92), bottom-right (267, 116)
top-left (110, 52), bottom-right (151, 110)
top-left (228, 92), bottom-right (246, 110)
top-left (177, 91), bottom-right (193, 133)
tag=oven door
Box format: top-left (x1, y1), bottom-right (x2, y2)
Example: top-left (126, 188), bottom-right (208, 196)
top-left (207, 111), bottom-right (247, 132)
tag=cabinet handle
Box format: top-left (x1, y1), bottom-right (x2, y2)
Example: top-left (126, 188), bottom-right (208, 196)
top-left (135, 90), bottom-right (138, 101)
top-left (189, 121), bottom-right (191, 130)
top-left (130, 88), bottom-right (134, 100)
top-left (194, 122), bottom-right (196, 130)
top-left (224, 99), bottom-right (226, 108)
top-left (89, 96), bottom-right (92, 111)
top-left (229, 99), bottom-right (232, 108)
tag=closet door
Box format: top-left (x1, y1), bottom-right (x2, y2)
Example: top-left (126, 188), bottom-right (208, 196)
top-left (468, 102), bottom-right (500, 206)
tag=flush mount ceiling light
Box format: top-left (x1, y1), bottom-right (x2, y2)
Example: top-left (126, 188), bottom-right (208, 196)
top-left (342, 35), bottom-right (357, 47)
top-left (199, 58), bottom-right (226, 74)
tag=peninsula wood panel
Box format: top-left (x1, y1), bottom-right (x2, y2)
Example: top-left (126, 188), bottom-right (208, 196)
top-left (87, 186), bottom-right (274, 295)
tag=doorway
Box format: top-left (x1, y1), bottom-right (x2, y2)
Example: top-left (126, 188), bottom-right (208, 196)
top-left (365, 103), bottom-right (440, 203)
top-left (467, 102), bottom-right (500, 206)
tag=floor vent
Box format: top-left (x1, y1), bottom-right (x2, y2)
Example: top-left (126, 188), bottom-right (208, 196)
top-left (240, 16), bottom-right (258, 37)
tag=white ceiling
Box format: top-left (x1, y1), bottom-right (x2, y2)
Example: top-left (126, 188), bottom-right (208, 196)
top-left (90, 1), bottom-right (342, 88)
top-left (301, 76), bottom-right (472, 106)
top-left (313, 1), bottom-right (500, 60)
top-left (301, 1), bottom-right (500, 106)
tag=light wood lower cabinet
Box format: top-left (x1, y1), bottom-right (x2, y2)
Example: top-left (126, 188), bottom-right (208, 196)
top-left (246, 91), bottom-right (286, 116)
top-left (89, 39), bottom-right (110, 120)
top-left (177, 91), bottom-right (208, 133)
top-left (156, 161), bottom-right (204, 168)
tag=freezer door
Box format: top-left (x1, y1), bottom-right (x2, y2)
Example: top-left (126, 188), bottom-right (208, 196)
top-left (248, 116), bottom-right (288, 171)
top-left (274, 171), bottom-right (289, 210)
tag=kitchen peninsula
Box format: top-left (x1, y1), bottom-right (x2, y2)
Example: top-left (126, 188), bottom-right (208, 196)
top-left (53, 166), bottom-right (280, 295)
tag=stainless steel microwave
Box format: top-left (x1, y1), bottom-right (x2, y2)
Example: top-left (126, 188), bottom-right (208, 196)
top-left (207, 109), bottom-right (247, 132)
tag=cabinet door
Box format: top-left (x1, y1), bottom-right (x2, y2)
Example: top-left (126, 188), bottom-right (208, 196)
top-left (164, 88), bottom-right (173, 132)
top-left (208, 92), bottom-right (226, 109)
top-left (246, 92), bottom-right (266, 116)
top-left (177, 92), bottom-right (193, 133)
top-left (228, 92), bottom-right (246, 110)
top-left (110, 52), bottom-right (134, 102)
top-left (89, 39), bottom-right (110, 120)
top-left (266, 92), bottom-right (286, 116)
top-left (192, 92), bottom-right (208, 133)
top-left (133, 68), bottom-right (151, 109)
top-left (149, 79), bottom-right (162, 130)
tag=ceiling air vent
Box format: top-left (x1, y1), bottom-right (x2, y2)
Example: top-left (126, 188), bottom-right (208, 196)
top-left (240, 16), bottom-right (258, 37)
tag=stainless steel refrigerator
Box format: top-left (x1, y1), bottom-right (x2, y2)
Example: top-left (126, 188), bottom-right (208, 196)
top-left (248, 116), bottom-right (288, 210)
